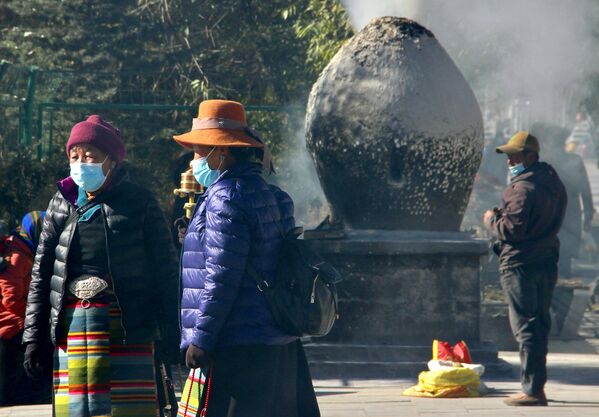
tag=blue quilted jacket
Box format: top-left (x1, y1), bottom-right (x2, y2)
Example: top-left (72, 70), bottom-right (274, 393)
top-left (180, 162), bottom-right (298, 351)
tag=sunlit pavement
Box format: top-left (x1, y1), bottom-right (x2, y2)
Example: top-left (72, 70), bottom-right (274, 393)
top-left (2, 335), bottom-right (599, 417)
top-left (311, 295), bottom-right (599, 416)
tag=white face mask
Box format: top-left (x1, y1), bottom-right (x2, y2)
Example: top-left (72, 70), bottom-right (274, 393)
top-left (70, 156), bottom-right (109, 192)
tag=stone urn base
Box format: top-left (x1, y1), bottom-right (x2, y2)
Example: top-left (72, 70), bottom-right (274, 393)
top-left (304, 230), bottom-right (509, 377)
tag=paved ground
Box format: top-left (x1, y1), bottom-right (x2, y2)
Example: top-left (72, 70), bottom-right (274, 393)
top-left (2, 335), bottom-right (599, 417)
top-left (312, 337), bottom-right (599, 417)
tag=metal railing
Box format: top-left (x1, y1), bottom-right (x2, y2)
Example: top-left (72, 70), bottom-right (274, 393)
top-left (0, 61), bottom-right (38, 149)
top-left (0, 62), bottom-right (302, 156)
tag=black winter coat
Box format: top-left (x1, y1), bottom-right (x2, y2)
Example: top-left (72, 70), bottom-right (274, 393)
top-left (23, 167), bottom-right (180, 349)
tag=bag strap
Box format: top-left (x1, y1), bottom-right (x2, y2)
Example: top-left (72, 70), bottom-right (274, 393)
top-left (227, 176), bottom-right (287, 238)
top-left (61, 196), bottom-right (101, 227)
top-left (200, 367), bottom-right (213, 417)
top-left (272, 216), bottom-right (286, 238)
top-left (222, 176), bottom-right (283, 291)
top-left (246, 263), bottom-right (270, 292)
top-left (245, 202), bottom-right (290, 292)
top-left (224, 176), bottom-right (290, 290)
top-left (76, 197), bottom-right (104, 217)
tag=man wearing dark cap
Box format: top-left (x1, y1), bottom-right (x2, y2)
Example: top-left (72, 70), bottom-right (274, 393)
top-left (483, 131), bottom-right (567, 406)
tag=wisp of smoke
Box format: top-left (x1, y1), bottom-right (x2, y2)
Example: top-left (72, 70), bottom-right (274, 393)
top-left (270, 115), bottom-right (329, 228)
top-left (283, 0), bottom-right (598, 228)
top-left (341, 0), bottom-right (598, 124)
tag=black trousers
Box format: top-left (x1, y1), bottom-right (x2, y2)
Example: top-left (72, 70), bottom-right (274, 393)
top-left (0, 334), bottom-right (22, 405)
top-left (500, 260), bottom-right (558, 395)
top-left (200, 341), bottom-right (320, 417)
top-left (0, 332), bottom-right (52, 405)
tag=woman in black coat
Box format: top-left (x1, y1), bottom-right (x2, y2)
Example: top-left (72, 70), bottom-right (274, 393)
top-left (23, 115), bottom-right (180, 417)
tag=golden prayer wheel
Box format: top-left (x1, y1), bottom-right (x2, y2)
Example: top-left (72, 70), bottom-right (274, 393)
top-left (173, 169), bottom-right (204, 219)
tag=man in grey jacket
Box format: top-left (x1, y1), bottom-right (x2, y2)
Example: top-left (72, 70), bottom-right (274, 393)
top-left (484, 131), bottom-right (567, 406)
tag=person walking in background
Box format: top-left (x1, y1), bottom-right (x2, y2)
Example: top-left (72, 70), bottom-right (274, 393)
top-left (22, 115), bottom-right (180, 416)
top-left (173, 100), bottom-right (320, 417)
top-left (483, 131), bottom-right (567, 406)
top-left (531, 123), bottom-right (595, 277)
top-left (0, 211), bottom-right (46, 405)
top-left (479, 125), bottom-right (510, 187)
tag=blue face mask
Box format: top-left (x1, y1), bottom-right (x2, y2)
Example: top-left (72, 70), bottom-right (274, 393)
top-left (191, 148), bottom-right (222, 187)
top-left (509, 163), bottom-right (525, 178)
top-left (70, 157), bottom-right (109, 192)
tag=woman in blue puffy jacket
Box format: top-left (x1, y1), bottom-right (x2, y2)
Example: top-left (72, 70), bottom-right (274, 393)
top-left (173, 100), bottom-right (320, 417)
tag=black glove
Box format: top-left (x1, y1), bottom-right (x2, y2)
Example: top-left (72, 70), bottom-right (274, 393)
top-left (173, 216), bottom-right (189, 229)
top-left (155, 339), bottom-right (181, 365)
top-left (173, 216), bottom-right (188, 232)
top-left (186, 344), bottom-right (212, 369)
top-left (174, 216), bottom-right (189, 245)
top-left (23, 342), bottom-right (52, 380)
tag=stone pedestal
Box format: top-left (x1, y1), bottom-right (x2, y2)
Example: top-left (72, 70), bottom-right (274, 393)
top-left (304, 230), bottom-right (509, 378)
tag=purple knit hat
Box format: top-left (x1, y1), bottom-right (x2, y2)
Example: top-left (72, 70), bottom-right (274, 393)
top-left (66, 115), bottom-right (126, 162)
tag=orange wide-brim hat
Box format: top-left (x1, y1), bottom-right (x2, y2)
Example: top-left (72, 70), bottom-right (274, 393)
top-left (173, 100), bottom-right (264, 149)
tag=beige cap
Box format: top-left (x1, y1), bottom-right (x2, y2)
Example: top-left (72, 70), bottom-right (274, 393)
top-left (496, 131), bottom-right (540, 154)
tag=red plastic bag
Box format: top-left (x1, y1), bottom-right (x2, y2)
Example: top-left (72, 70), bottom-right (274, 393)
top-left (432, 339), bottom-right (472, 364)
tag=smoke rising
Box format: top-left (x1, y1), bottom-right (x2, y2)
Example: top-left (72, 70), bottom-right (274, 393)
top-left (341, 0), bottom-right (598, 125)
top-left (271, 116), bottom-right (329, 229)
top-left (282, 1), bottom-right (599, 228)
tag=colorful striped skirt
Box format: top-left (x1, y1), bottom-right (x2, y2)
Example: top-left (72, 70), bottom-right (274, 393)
top-left (53, 297), bottom-right (158, 417)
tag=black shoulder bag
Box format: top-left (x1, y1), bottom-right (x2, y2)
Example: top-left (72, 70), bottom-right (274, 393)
top-left (246, 220), bottom-right (342, 338)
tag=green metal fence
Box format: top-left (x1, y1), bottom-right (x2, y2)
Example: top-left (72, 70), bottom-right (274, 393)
top-left (34, 102), bottom-right (297, 154)
top-left (0, 62), bottom-right (302, 157)
top-left (0, 61), bottom-right (38, 151)
top-left (0, 62), bottom-right (309, 228)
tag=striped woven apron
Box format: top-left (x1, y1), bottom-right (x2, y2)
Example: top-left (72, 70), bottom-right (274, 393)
top-left (53, 297), bottom-right (158, 417)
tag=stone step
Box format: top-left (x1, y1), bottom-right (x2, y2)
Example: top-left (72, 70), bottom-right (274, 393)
top-left (304, 341), bottom-right (499, 363)
top-left (304, 342), bottom-right (509, 379)
top-left (309, 360), bottom-right (426, 379)
top-left (308, 359), bottom-right (513, 380)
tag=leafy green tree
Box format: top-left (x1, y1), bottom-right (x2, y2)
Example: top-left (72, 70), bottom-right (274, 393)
top-left (0, 147), bottom-right (66, 229)
top-left (0, 1), bottom-right (149, 71)
top-left (283, 0), bottom-right (354, 75)
top-left (131, 0), bottom-right (316, 104)
top-left (0, 0), bottom-right (356, 225)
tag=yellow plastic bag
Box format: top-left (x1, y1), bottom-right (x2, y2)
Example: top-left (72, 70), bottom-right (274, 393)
top-left (178, 368), bottom-right (205, 417)
top-left (402, 368), bottom-right (481, 398)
